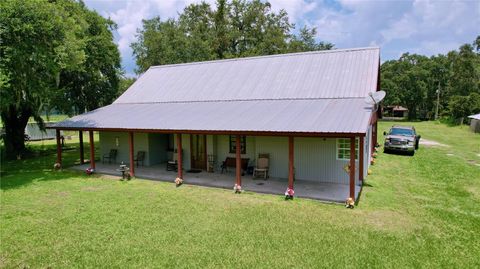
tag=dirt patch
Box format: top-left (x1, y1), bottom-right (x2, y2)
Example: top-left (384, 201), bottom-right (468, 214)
top-left (81, 186), bottom-right (104, 192)
top-left (356, 210), bottom-right (418, 232)
top-left (421, 139), bottom-right (448, 147)
top-left (466, 160), bottom-right (480, 166)
top-left (57, 191), bottom-right (70, 197)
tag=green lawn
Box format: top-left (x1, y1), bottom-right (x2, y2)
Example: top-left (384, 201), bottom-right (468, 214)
top-left (1, 121), bottom-right (479, 268)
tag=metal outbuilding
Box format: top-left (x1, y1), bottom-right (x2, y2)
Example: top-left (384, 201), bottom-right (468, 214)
top-left (50, 47), bottom-right (382, 203)
top-left (468, 113), bottom-right (480, 133)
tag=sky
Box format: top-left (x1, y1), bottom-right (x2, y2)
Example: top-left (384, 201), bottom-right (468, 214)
top-left (83, 0), bottom-right (480, 77)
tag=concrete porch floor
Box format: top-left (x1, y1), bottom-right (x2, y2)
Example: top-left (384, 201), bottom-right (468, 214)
top-left (71, 163), bottom-right (361, 203)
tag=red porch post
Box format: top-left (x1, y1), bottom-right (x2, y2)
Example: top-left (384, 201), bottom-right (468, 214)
top-left (56, 129), bottom-right (62, 166)
top-left (349, 137), bottom-right (356, 200)
top-left (129, 132), bottom-right (135, 177)
top-left (288, 136), bottom-right (294, 190)
top-left (79, 130), bottom-right (84, 164)
top-left (359, 136), bottom-right (364, 181)
top-left (177, 134), bottom-right (183, 179)
top-left (89, 131), bottom-right (95, 170)
top-left (235, 135), bottom-right (241, 187)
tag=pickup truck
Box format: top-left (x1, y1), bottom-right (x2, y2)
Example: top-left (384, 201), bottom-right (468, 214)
top-left (383, 125), bottom-right (421, 156)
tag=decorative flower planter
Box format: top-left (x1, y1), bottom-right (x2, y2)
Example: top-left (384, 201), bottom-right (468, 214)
top-left (233, 184), bottom-right (242, 193)
top-left (175, 177), bottom-right (183, 187)
top-left (285, 188), bottom-right (294, 200)
top-left (345, 197), bottom-right (355, 208)
top-left (85, 168), bottom-right (94, 175)
top-left (53, 163), bottom-right (61, 170)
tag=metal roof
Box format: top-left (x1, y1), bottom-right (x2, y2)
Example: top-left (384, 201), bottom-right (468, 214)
top-left (52, 99), bottom-right (373, 134)
top-left (468, 113), bottom-right (480, 120)
top-left (53, 47), bottom-right (380, 134)
top-left (115, 47), bottom-right (380, 104)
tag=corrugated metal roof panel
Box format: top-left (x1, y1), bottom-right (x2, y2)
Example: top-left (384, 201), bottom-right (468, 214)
top-left (52, 99), bottom-right (373, 134)
top-left (114, 47), bottom-right (380, 104)
top-left (468, 113), bottom-right (480, 120)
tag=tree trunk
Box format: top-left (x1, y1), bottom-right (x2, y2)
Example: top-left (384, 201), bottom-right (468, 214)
top-left (1, 106), bottom-right (31, 159)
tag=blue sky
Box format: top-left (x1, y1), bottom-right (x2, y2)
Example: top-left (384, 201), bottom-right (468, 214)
top-left (84, 0), bottom-right (479, 77)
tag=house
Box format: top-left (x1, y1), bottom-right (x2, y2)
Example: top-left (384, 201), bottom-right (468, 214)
top-left (383, 105), bottom-right (408, 119)
top-left (468, 113), bottom-right (480, 133)
top-left (50, 47), bottom-right (381, 203)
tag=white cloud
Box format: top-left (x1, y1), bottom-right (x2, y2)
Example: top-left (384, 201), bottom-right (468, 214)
top-left (313, 0), bottom-right (479, 60)
top-left (269, 0), bottom-right (318, 22)
top-left (84, 0), bottom-right (480, 75)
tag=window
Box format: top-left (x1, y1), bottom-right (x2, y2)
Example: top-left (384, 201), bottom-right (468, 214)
top-left (337, 138), bottom-right (359, 160)
top-left (229, 135), bottom-right (246, 154)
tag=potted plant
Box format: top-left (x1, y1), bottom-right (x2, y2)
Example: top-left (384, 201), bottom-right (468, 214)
top-left (233, 184), bottom-right (242, 193)
top-left (175, 177), bottom-right (183, 187)
top-left (285, 188), bottom-right (294, 200)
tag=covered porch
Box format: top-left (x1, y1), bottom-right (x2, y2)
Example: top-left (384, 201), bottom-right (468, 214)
top-left (52, 129), bottom-right (369, 204)
top-left (70, 162), bottom-right (361, 202)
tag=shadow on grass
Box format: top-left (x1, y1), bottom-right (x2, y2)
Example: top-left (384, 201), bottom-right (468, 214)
top-left (383, 150), bottom-right (415, 157)
top-left (1, 142), bottom-right (92, 191)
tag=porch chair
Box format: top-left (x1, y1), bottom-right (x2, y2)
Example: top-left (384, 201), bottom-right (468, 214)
top-left (253, 153), bottom-right (269, 179)
top-left (166, 150), bottom-right (182, 171)
top-left (102, 149), bottom-right (117, 164)
top-left (134, 151), bottom-right (146, 167)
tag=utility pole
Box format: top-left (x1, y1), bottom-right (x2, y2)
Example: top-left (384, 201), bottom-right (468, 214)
top-left (435, 82), bottom-right (440, 120)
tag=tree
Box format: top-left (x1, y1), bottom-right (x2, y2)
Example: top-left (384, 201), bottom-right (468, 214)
top-left (118, 76), bottom-right (136, 96)
top-left (53, 2), bottom-right (121, 115)
top-left (132, 0), bottom-right (333, 74)
top-left (380, 36), bottom-right (480, 122)
top-left (448, 93), bottom-right (480, 124)
top-left (0, 0), bottom-right (120, 158)
top-left (1, 0), bottom-right (83, 158)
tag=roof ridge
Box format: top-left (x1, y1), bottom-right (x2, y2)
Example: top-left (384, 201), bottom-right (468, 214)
top-left (113, 97), bottom-right (367, 105)
top-left (147, 47), bottom-right (380, 70)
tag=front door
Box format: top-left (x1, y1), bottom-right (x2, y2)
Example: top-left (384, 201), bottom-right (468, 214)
top-left (190, 134), bottom-right (206, 170)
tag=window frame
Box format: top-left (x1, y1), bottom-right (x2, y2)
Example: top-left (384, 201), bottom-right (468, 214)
top-left (229, 135), bottom-right (246, 154)
top-left (336, 138), bottom-right (359, 161)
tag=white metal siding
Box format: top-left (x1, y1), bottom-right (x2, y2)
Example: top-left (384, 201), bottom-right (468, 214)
top-left (294, 137), bottom-right (360, 185)
top-left (254, 137), bottom-right (289, 179)
top-left (100, 132), bottom-right (150, 165)
top-left (148, 133), bottom-right (168, 165)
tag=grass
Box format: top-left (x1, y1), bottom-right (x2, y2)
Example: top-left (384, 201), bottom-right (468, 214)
top-left (1, 121), bottom-right (479, 268)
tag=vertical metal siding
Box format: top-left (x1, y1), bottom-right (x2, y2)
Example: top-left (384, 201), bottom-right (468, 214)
top-left (294, 137), bottom-right (359, 184)
top-left (255, 137), bottom-right (289, 179)
top-left (100, 132), bottom-right (151, 166)
top-left (148, 133), bottom-right (168, 165)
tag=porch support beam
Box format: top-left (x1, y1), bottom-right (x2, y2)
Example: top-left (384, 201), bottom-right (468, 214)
top-left (349, 137), bottom-right (356, 200)
top-left (79, 130), bottom-right (84, 164)
top-left (288, 136), bottom-right (294, 190)
top-left (235, 135), bottom-right (241, 187)
top-left (56, 129), bottom-right (62, 167)
top-left (359, 136), bottom-right (364, 181)
top-left (89, 131), bottom-right (95, 170)
top-left (129, 132), bottom-right (135, 177)
top-left (177, 134), bottom-right (183, 179)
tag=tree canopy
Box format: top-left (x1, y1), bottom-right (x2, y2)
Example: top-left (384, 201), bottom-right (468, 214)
top-left (381, 37), bottom-right (480, 122)
top-left (0, 0), bottom-right (121, 158)
top-left (131, 0), bottom-right (333, 74)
